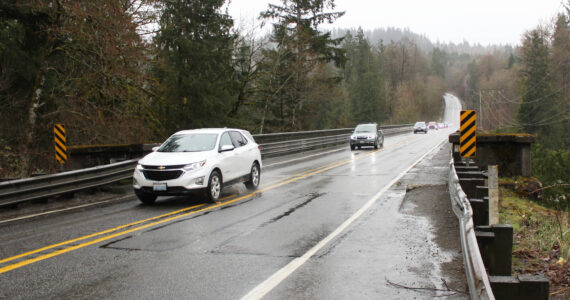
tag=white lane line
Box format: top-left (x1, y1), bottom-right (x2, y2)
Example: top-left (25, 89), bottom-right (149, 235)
top-left (0, 195), bottom-right (134, 225)
top-left (241, 138), bottom-right (447, 300)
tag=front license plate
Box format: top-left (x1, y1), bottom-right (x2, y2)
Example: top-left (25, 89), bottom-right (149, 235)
top-left (153, 183), bottom-right (167, 191)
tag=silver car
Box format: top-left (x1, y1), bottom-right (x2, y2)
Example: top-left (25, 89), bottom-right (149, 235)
top-left (350, 123), bottom-right (384, 150)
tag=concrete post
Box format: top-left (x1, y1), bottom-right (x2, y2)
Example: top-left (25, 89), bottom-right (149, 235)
top-left (521, 144), bottom-right (532, 177)
top-left (488, 165), bottom-right (499, 224)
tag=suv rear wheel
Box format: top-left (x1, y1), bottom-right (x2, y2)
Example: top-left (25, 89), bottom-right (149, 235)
top-left (245, 162), bottom-right (260, 190)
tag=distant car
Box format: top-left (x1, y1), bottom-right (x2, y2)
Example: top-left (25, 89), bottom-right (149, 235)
top-left (350, 123), bottom-right (384, 150)
top-left (133, 128), bottom-right (262, 204)
top-left (428, 122), bottom-right (438, 130)
top-left (413, 121), bottom-right (427, 134)
top-left (437, 123), bottom-right (445, 129)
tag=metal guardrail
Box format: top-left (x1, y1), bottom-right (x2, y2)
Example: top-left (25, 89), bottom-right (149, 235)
top-left (0, 159), bottom-right (137, 208)
top-left (261, 133), bottom-right (349, 157)
top-left (0, 125), bottom-right (412, 208)
top-left (448, 158), bottom-right (494, 300)
top-left (260, 125), bottom-right (412, 158)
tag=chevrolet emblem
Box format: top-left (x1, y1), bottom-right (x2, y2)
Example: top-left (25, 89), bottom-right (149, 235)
top-left (158, 166), bottom-right (165, 170)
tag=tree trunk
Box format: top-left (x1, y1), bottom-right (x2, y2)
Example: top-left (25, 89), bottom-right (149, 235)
top-left (22, 61), bottom-right (47, 176)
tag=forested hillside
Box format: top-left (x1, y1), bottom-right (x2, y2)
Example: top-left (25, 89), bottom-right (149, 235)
top-left (1, 0), bottom-right (568, 185)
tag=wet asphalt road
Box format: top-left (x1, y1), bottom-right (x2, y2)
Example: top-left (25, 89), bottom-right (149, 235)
top-left (0, 96), bottom-right (464, 299)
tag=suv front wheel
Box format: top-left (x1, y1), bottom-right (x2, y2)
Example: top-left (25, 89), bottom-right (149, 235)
top-left (206, 170), bottom-right (222, 203)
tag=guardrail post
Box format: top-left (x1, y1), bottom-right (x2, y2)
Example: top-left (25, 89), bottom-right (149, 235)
top-left (456, 171), bottom-right (486, 179)
top-left (470, 197), bottom-right (489, 226)
top-left (476, 224), bottom-right (513, 276)
top-left (459, 178), bottom-right (485, 197)
top-left (489, 275), bottom-right (549, 300)
top-left (454, 165), bottom-right (480, 173)
top-left (476, 185), bottom-right (488, 199)
top-left (490, 224), bottom-right (513, 276)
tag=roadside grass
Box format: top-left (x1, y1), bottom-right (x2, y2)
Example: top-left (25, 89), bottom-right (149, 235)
top-left (499, 186), bottom-right (569, 296)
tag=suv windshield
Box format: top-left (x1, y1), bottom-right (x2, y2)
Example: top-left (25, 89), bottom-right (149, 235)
top-left (415, 122), bottom-right (425, 126)
top-left (158, 133), bottom-right (218, 152)
top-left (355, 124), bottom-right (376, 133)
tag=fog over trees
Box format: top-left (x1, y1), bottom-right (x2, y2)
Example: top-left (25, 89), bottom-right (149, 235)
top-left (0, 0), bottom-right (568, 183)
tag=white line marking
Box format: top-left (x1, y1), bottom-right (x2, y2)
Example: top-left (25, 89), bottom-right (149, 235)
top-left (0, 195), bottom-right (134, 225)
top-left (241, 138), bottom-right (447, 300)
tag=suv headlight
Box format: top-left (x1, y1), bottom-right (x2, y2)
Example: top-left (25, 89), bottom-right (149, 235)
top-left (183, 160), bottom-right (206, 171)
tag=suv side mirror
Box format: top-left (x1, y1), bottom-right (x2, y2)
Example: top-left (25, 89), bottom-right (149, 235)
top-left (152, 146), bottom-right (160, 152)
top-left (219, 144), bottom-right (235, 152)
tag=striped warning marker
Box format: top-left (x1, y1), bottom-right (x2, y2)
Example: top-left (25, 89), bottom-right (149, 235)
top-left (54, 123), bottom-right (67, 164)
top-left (460, 110), bottom-right (476, 157)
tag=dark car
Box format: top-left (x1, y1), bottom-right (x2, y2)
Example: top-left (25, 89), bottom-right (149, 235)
top-left (413, 121), bottom-right (427, 134)
top-left (350, 123), bottom-right (384, 150)
top-left (428, 121), bottom-right (438, 130)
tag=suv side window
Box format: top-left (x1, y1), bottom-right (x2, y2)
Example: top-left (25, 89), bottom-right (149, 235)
top-left (229, 131), bottom-right (248, 148)
top-left (242, 130), bottom-right (255, 143)
top-left (219, 132), bottom-right (233, 150)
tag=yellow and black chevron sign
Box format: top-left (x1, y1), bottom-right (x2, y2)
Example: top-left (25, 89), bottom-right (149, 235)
top-left (54, 123), bottom-right (67, 164)
top-left (460, 110), bottom-right (476, 157)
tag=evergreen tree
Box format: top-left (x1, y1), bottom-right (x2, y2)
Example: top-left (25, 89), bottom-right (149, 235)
top-left (551, 13), bottom-right (570, 147)
top-left (466, 59), bottom-right (479, 110)
top-left (517, 28), bottom-right (562, 147)
top-left (153, 0), bottom-right (235, 132)
top-left (506, 53), bottom-right (516, 69)
top-left (430, 47), bottom-right (446, 78)
top-left (345, 28), bottom-right (384, 124)
top-left (259, 0), bottom-right (345, 131)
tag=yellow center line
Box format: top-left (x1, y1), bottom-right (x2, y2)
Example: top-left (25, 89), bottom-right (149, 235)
top-left (0, 136), bottom-right (421, 274)
top-left (0, 202), bottom-right (207, 265)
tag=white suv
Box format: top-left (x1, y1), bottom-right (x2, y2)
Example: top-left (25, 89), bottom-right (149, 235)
top-left (133, 128), bottom-right (262, 204)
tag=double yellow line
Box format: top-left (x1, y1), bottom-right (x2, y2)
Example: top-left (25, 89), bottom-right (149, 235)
top-left (0, 137), bottom-right (418, 275)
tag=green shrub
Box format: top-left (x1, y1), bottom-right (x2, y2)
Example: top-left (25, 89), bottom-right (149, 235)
top-left (0, 139), bottom-right (22, 179)
top-left (531, 143), bottom-right (569, 210)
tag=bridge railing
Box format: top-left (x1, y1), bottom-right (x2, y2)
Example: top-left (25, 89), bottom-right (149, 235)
top-left (448, 158), bottom-right (494, 300)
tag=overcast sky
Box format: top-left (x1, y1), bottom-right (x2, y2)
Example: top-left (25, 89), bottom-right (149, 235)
top-left (227, 0), bottom-right (566, 45)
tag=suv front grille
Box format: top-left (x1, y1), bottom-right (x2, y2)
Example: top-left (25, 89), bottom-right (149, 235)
top-left (142, 170), bottom-right (183, 181)
top-left (142, 164), bottom-right (185, 170)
